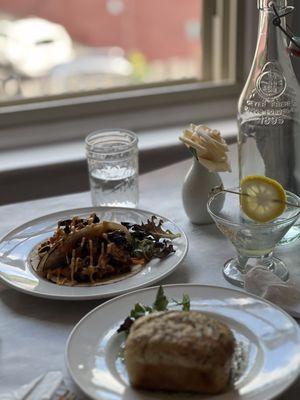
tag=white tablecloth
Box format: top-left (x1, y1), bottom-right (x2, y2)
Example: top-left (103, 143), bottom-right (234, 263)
top-left (1, 147), bottom-right (300, 398)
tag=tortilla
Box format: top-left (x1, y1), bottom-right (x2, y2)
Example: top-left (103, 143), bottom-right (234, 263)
top-left (28, 214), bottom-right (177, 287)
top-left (30, 247), bottom-right (144, 287)
top-left (29, 218), bottom-right (144, 287)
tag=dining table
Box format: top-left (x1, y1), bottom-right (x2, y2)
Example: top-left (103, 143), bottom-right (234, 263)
top-left (1, 143), bottom-right (300, 399)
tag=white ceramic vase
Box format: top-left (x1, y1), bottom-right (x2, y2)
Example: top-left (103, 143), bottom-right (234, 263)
top-left (182, 159), bottom-right (223, 225)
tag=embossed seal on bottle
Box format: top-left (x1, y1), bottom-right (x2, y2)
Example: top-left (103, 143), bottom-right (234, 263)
top-left (256, 62), bottom-right (286, 100)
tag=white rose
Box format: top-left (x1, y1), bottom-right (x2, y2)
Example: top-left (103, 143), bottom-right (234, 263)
top-left (179, 124), bottom-right (231, 173)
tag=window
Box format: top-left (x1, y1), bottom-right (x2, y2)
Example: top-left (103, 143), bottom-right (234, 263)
top-left (0, 0), bottom-right (204, 99)
top-left (0, 0), bottom-right (246, 149)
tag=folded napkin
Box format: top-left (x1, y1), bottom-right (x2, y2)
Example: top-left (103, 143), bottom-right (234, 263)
top-left (0, 371), bottom-right (75, 400)
top-left (244, 267), bottom-right (300, 317)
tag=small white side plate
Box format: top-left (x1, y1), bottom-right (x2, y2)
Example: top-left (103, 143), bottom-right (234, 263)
top-left (0, 207), bottom-right (187, 300)
top-left (66, 284), bottom-right (300, 400)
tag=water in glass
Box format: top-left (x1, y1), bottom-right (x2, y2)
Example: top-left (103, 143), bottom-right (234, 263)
top-left (89, 165), bottom-right (138, 207)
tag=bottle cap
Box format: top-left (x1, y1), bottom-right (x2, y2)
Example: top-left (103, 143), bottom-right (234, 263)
top-left (257, 0), bottom-right (290, 10)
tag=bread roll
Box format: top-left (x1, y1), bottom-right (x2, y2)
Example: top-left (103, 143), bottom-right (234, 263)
top-left (124, 310), bottom-right (235, 394)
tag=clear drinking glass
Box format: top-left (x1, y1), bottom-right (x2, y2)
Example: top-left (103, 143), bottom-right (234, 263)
top-left (207, 189), bottom-right (300, 288)
top-left (85, 129), bottom-right (139, 207)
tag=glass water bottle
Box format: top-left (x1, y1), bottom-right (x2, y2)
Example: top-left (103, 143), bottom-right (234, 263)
top-left (238, 0), bottom-right (300, 191)
top-left (237, 0), bottom-right (300, 241)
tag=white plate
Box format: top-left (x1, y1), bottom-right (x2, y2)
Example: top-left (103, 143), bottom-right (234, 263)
top-left (66, 284), bottom-right (300, 400)
top-left (0, 207), bottom-right (187, 300)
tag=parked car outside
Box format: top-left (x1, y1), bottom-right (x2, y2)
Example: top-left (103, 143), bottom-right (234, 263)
top-left (48, 47), bottom-right (133, 92)
top-left (0, 17), bottom-right (74, 78)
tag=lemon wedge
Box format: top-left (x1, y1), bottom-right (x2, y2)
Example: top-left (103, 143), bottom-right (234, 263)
top-left (240, 175), bottom-right (286, 223)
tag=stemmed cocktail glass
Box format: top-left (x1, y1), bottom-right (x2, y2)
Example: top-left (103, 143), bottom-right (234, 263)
top-left (207, 189), bottom-right (300, 288)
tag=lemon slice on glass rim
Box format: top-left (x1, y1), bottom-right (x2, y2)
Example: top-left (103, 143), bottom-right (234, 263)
top-left (240, 175), bottom-right (287, 223)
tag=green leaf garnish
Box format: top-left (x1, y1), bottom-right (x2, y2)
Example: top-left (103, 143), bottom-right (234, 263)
top-left (153, 285), bottom-right (169, 311)
top-left (117, 286), bottom-right (191, 335)
top-left (182, 294), bottom-right (190, 311)
top-left (135, 216), bottom-right (181, 241)
top-left (130, 303), bottom-right (152, 319)
top-left (171, 293), bottom-right (190, 311)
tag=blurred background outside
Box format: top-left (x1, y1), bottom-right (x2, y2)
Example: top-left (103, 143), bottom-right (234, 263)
top-left (0, 0), bottom-right (203, 101)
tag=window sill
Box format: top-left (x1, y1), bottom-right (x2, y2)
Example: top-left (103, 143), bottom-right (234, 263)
top-left (1, 118), bottom-right (237, 172)
top-left (0, 118), bottom-right (237, 205)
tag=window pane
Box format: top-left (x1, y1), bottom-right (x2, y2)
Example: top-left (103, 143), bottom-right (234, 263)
top-left (0, 0), bottom-right (203, 101)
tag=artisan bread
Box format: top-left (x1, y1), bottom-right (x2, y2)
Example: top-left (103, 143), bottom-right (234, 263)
top-left (124, 310), bottom-right (235, 394)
